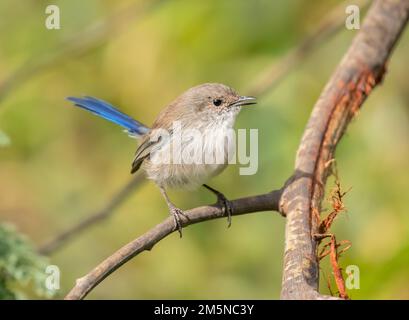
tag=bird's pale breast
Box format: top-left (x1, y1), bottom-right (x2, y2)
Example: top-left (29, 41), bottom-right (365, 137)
top-left (144, 123), bottom-right (236, 189)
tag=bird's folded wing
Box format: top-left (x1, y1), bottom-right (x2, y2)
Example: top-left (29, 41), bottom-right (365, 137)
top-left (131, 137), bottom-right (161, 173)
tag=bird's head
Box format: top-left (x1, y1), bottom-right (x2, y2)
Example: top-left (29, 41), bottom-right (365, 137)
top-left (153, 83), bottom-right (256, 130)
top-left (188, 82), bottom-right (255, 112)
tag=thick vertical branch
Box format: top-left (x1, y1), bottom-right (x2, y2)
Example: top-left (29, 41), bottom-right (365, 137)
top-left (280, 0), bottom-right (409, 299)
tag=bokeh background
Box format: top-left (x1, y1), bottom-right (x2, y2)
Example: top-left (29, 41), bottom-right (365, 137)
top-left (0, 0), bottom-right (408, 299)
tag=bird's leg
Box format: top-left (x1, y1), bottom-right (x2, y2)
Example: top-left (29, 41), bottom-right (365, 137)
top-left (203, 184), bottom-right (233, 227)
top-left (159, 186), bottom-right (188, 238)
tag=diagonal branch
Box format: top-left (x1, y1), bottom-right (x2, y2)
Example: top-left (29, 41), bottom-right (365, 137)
top-left (280, 0), bottom-right (409, 299)
top-left (64, 189), bottom-right (283, 300)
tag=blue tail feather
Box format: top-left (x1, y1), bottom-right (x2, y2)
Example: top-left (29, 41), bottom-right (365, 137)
top-left (66, 96), bottom-right (149, 136)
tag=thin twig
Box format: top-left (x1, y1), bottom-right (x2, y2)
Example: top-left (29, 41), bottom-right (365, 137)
top-left (329, 235), bottom-right (349, 299)
top-left (64, 190), bottom-right (283, 300)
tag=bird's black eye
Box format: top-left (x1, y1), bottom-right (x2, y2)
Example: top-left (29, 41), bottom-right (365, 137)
top-left (213, 99), bottom-right (222, 106)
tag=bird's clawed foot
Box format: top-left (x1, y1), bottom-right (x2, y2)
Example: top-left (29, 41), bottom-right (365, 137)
top-left (169, 206), bottom-right (188, 238)
top-left (217, 193), bottom-right (233, 228)
top-left (203, 184), bottom-right (233, 228)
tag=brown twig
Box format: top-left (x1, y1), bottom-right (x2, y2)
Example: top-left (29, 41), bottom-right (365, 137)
top-left (318, 170), bottom-right (350, 234)
top-left (314, 160), bottom-right (351, 298)
top-left (280, 0), bottom-right (409, 299)
top-left (329, 235), bottom-right (349, 299)
top-left (64, 190), bottom-right (283, 300)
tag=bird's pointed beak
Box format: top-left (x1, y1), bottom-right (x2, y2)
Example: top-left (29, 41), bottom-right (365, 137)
top-left (233, 96), bottom-right (257, 107)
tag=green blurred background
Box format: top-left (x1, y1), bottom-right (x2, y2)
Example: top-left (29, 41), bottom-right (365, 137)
top-left (0, 0), bottom-right (408, 299)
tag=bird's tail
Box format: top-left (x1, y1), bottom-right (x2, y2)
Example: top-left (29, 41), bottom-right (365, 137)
top-left (66, 96), bottom-right (150, 137)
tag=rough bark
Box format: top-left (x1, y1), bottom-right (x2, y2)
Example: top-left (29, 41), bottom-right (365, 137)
top-left (280, 0), bottom-right (409, 299)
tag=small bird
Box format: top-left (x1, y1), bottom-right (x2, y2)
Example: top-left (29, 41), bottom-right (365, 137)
top-left (67, 83), bottom-right (256, 237)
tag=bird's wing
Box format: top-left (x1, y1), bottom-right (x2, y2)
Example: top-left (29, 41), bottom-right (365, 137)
top-left (131, 126), bottom-right (174, 173)
top-left (131, 136), bottom-right (160, 173)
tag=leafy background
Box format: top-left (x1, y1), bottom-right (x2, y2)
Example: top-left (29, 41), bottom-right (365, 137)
top-left (0, 0), bottom-right (408, 299)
